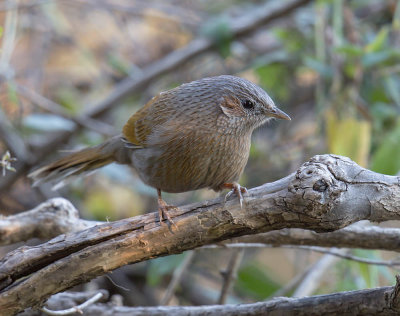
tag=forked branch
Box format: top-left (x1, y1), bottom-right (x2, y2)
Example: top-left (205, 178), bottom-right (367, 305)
top-left (0, 154), bottom-right (400, 314)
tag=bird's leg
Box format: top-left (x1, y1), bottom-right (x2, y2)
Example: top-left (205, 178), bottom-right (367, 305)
top-left (157, 189), bottom-right (177, 228)
top-left (222, 182), bottom-right (248, 208)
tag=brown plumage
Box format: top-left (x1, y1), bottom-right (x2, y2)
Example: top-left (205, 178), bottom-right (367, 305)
top-left (29, 75), bottom-right (290, 224)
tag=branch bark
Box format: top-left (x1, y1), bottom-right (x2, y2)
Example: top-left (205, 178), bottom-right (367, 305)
top-left (0, 198), bottom-right (99, 246)
top-left (20, 278), bottom-right (400, 316)
top-left (0, 154), bottom-right (400, 314)
top-left (228, 225), bottom-right (400, 250)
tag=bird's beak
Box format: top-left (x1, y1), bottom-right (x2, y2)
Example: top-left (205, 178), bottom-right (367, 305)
top-left (267, 107), bottom-right (291, 120)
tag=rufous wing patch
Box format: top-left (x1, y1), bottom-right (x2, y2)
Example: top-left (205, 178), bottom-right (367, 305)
top-left (122, 95), bottom-right (161, 147)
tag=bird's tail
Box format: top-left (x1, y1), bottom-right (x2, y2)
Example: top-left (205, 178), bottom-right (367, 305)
top-left (29, 135), bottom-right (128, 190)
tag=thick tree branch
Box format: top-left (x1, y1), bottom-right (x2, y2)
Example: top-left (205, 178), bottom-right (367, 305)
top-left (4, 201), bottom-right (400, 252)
top-left (20, 278), bottom-right (400, 316)
top-left (228, 225), bottom-right (400, 250)
top-left (0, 154), bottom-right (400, 314)
top-left (0, 198), bottom-right (99, 246)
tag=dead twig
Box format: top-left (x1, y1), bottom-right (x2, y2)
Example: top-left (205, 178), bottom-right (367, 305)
top-left (15, 84), bottom-right (117, 136)
top-left (1, 155), bottom-right (399, 314)
top-left (41, 292), bottom-right (104, 316)
top-left (161, 250), bottom-right (196, 305)
top-left (218, 249), bottom-right (245, 304)
top-left (0, 151), bottom-right (17, 176)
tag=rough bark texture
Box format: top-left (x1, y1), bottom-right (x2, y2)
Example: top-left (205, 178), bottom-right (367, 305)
top-left (0, 198), bottom-right (98, 246)
top-left (16, 278), bottom-right (400, 316)
top-left (0, 154), bottom-right (400, 314)
top-left (228, 225), bottom-right (400, 250)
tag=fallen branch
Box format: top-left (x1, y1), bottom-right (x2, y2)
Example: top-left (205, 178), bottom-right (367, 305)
top-left (4, 201), bottom-right (400, 252)
top-left (0, 154), bottom-right (400, 314)
top-left (218, 249), bottom-right (245, 304)
top-left (22, 277), bottom-right (400, 316)
top-left (229, 225), bottom-right (400, 251)
top-left (160, 250), bottom-right (195, 305)
top-left (0, 198), bottom-right (99, 246)
top-left (40, 292), bottom-right (105, 316)
top-left (18, 290), bottom-right (109, 316)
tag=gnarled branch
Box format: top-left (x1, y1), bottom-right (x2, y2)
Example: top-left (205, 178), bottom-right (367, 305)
top-left (19, 278), bottom-right (400, 316)
top-left (0, 154), bottom-right (400, 314)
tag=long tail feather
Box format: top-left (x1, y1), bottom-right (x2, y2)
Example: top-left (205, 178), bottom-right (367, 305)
top-left (29, 135), bottom-right (127, 189)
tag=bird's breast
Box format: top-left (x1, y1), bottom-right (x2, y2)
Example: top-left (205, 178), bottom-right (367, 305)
top-left (130, 131), bottom-right (251, 193)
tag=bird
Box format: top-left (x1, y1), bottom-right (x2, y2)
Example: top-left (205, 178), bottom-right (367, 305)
top-left (29, 75), bottom-right (290, 226)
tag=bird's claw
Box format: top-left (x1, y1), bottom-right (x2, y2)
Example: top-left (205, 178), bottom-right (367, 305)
top-left (223, 183), bottom-right (248, 208)
top-left (158, 199), bottom-right (178, 229)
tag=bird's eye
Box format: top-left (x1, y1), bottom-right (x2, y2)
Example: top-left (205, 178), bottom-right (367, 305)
top-left (241, 99), bottom-right (255, 110)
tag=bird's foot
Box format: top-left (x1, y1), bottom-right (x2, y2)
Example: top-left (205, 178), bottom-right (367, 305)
top-left (157, 197), bottom-right (178, 229)
top-left (222, 182), bottom-right (248, 208)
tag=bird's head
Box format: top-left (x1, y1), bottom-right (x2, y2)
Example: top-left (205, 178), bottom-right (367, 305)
top-left (213, 75), bottom-right (290, 133)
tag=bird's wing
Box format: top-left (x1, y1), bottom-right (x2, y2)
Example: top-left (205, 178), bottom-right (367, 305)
top-left (122, 92), bottom-right (176, 148)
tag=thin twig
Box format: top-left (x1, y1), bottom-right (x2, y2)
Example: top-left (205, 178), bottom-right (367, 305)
top-left (292, 249), bottom-right (346, 297)
top-left (0, 0), bottom-right (18, 79)
top-left (41, 292), bottom-right (104, 315)
top-left (267, 264), bottom-right (314, 299)
top-left (293, 246), bottom-right (400, 268)
top-left (73, 0), bottom-right (203, 27)
top-left (15, 84), bottom-right (117, 136)
top-left (218, 248), bottom-right (245, 304)
top-left (0, 108), bottom-right (31, 164)
top-left (35, 283), bottom-right (400, 316)
top-left (0, 151), bottom-right (17, 176)
top-left (0, 2), bottom-right (33, 167)
top-left (205, 243), bottom-right (400, 268)
top-left (0, 0), bottom-right (54, 11)
top-left (161, 250), bottom-right (196, 305)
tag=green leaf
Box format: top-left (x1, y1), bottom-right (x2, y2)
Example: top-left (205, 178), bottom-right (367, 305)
top-left (383, 76), bottom-right (400, 107)
top-left (364, 79), bottom-right (391, 104)
top-left (147, 253), bottom-right (186, 286)
top-left (371, 120), bottom-right (400, 175)
top-left (362, 51), bottom-right (393, 68)
top-left (303, 56), bottom-right (333, 79)
top-left (84, 190), bottom-right (114, 221)
top-left (274, 28), bottom-right (304, 53)
top-left (353, 250), bottom-right (380, 288)
top-left (365, 27), bottom-right (388, 53)
top-left (335, 44), bottom-right (364, 57)
top-left (371, 102), bottom-right (398, 123)
top-left (236, 262), bottom-right (280, 299)
top-left (201, 17), bottom-right (232, 58)
top-left (107, 53), bottom-right (131, 76)
top-left (326, 111), bottom-right (371, 167)
top-left (256, 63), bottom-right (290, 101)
top-left (7, 81), bottom-right (18, 106)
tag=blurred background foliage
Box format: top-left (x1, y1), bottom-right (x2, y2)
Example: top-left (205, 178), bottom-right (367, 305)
top-left (0, 0), bottom-right (400, 307)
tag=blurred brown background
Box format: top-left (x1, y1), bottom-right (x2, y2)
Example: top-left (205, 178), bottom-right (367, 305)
top-left (1, 0), bottom-right (400, 307)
